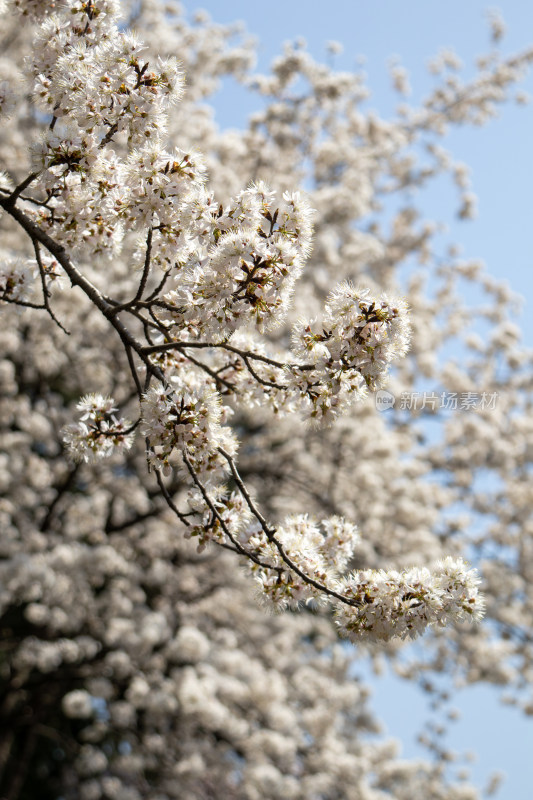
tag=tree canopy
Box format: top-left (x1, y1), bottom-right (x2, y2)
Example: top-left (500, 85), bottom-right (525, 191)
top-left (0, 2), bottom-right (531, 798)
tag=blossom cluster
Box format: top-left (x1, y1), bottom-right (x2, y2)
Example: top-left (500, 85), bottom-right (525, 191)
top-left (141, 376), bottom-right (237, 481)
top-left (162, 184), bottom-right (314, 339)
top-left (334, 557), bottom-right (485, 642)
top-left (28, 0), bottom-right (183, 256)
top-left (31, 1), bottom-right (182, 143)
top-left (290, 284), bottom-right (411, 421)
top-left (63, 394), bottom-right (134, 462)
top-left (240, 515), bottom-right (483, 645)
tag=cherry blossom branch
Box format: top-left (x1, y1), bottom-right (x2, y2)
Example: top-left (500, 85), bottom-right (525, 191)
top-left (0, 197), bottom-right (166, 387)
top-left (142, 340), bottom-right (289, 370)
top-left (217, 447), bottom-right (358, 608)
top-left (181, 450), bottom-right (285, 574)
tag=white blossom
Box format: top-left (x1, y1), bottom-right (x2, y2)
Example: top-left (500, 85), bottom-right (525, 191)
top-left (62, 690), bottom-right (94, 719)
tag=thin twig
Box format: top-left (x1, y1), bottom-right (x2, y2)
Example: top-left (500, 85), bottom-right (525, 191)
top-left (180, 349), bottom-right (238, 394)
top-left (125, 344), bottom-right (144, 397)
top-left (142, 340), bottom-right (289, 370)
top-left (145, 267), bottom-right (172, 302)
top-left (108, 227), bottom-right (154, 313)
top-left (218, 447), bottom-right (359, 608)
top-left (154, 470), bottom-right (191, 527)
top-left (32, 238), bottom-right (70, 334)
top-left (181, 451), bottom-right (283, 573)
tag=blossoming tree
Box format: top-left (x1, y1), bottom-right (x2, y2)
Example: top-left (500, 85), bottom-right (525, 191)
top-left (0, 1), bottom-right (531, 798)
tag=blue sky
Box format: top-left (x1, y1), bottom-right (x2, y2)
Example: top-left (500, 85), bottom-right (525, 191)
top-left (184, 2), bottom-right (533, 797)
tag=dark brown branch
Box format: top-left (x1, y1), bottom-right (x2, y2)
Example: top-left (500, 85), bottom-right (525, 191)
top-left (125, 343), bottom-right (144, 397)
top-left (133, 226), bottom-right (153, 302)
top-left (142, 340), bottom-right (289, 370)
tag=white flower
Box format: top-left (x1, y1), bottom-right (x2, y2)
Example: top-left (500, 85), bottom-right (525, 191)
top-left (0, 258), bottom-right (32, 301)
top-left (62, 689), bottom-right (94, 719)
